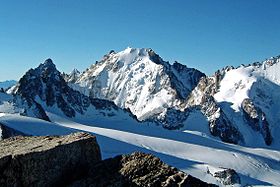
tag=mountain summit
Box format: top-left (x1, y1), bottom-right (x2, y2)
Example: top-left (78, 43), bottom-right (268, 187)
top-left (72, 48), bottom-right (205, 123)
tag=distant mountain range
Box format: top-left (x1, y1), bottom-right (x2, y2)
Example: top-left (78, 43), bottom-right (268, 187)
top-left (0, 80), bottom-right (16, 90)
top-left (4, 48), bottom-right (280, 147)
top-left (61, 48), bottom-right (279, 147)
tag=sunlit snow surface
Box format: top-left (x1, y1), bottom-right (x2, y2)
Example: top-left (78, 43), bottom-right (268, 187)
top-left (1, 113), bottom-right (280, 186)
top-left (214, 60), bottom-right (280, 147)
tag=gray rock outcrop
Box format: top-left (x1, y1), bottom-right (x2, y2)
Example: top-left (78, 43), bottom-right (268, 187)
top-left (214, 168), bottom-right (241, 185)
top-left (241, 98), bottom-right (272, 145)
top-left (0, 132), bottom-right (101, 187)
top-left (186, 76), bottom-right (243, 144)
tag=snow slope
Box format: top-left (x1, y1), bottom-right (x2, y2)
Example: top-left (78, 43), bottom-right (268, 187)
top-left (214, 56), bottom-right (280, 147)
top-left (1, 112), bottom-right (280, 186)
top-left (0, 113), bottom-right (74, 136)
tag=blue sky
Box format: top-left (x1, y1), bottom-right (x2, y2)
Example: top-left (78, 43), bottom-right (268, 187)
top-left (0, 0), bottom-right (280, 81)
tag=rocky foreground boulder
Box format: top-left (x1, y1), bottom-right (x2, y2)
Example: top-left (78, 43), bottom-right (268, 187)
top-left (214, 168), bottom-right (241, 185)
top-left (71, 152), bottom-right (216, 187)
top-left (0, 132), bottom-right (215, 187)
top-left (0, 132), bottom-right (101, 186)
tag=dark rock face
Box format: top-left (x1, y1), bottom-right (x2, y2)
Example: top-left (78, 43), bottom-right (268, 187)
top-left (214, 168), bottom-right (241, 185)
top-left (158, 108), bottom-right (189, 130)
top-left (14, 59), bottom-right (90, 118)
top-left (11, 59), bottom-right (135, 120)
top-left (187, 77), bottom-right (243, 144)
top-left (15, 96), bottom-right (51, 121)
top-left (72, 152), bottom-right (216, 187)
top-left (241, 98), bottom-right (272, 145)
top-left (0, 132), bottom-right (101, 187)
top-left (160, 59), bottom-right (205, 101)
top-left (0, 133), bottom-right (215, 187)
top-left (171, 61), bottom-right (206, 99)
top-left (147, 49), bottom-right (206, 100)
top-left (0, 124), bottom-right (27, 140)
top-left (209, 111), bottom-right (242, 144)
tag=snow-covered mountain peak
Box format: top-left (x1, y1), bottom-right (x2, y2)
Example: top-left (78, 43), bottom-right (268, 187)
top-left (214, 55), bottom-right (280, 106)
top-left (72, 48), bottom-right (205, 127)
top-left (121, 47), bottom-right (166, 65)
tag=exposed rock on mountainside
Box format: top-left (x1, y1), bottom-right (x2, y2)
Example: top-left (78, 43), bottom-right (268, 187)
top-left (214, 168), bottom-right (240, 185)
top-left (0, 92), bottom-right (50, 121)
top-left (186, 76), bottom-right (243, 144)
top-left (9, 59), bottom-right (90, 118)
top-left (0, 133), bottom-right (215, 187)
top-left (241, 98), bottom-right (272, 145)
top-left (213, 55), bottom-right (280, 146)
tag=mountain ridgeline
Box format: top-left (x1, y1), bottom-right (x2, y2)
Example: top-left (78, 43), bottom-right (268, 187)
top-left (7, 48), bottom-right (280, 146)
top-left (8, 59), bottom-right (139, 125)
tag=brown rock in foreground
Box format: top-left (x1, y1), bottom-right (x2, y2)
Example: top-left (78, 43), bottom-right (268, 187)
top-left (0, 132), bottom-right (215, 187)
top-left (0, 132), bottom-right (101, 187)
top-left (72, 152), bottom-right (216, 187)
